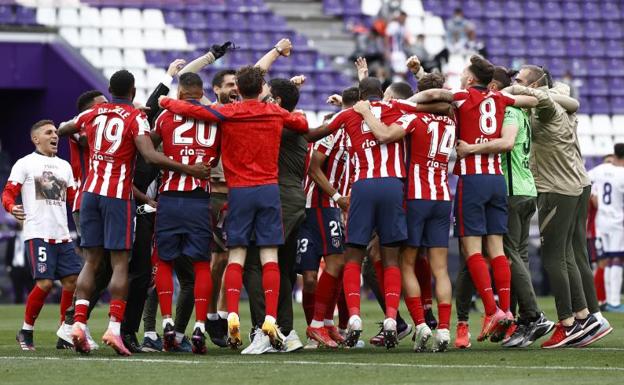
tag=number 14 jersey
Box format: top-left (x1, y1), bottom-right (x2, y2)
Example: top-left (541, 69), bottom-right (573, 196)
top-left (75, 100), bottom-right (150, 200)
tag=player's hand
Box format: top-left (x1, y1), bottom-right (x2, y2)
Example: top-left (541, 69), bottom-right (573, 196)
top-left (158, 95), bottom-right (168, 108)
top-left (167, 59), bottom-right (186, 77)
top-left (353, 100), bottom-right (371, 115)
top-left (326, 94), bottom-right (342, 107)
top-left (209, 41), bottom-right (233, 60)
top-left (290, 75), bottom-right (306, 88)
top-left (406, 56), bottom-right (421, 74)
top-left (355, 57), bottom-right (368, 80)
top-left (187, 162), bottom-right (211, 179)
top-left (147, 199), bottom-right (157, 209)
top-left (275, 38), bottom-right (292, 57)
top-left (11, 205), bottom-right (25, 221)
top-left (455, 140), bottom-right (473, 159)
top-left (134, 102), bottom-right (151, 112)
top-left (337, 196), bottom-right (349, 212)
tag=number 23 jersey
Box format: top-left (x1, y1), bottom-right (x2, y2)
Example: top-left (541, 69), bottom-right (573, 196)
top-left (74, 100), bottom-right (150, 200)
top-left (452, 87), bottom-right (515, 176)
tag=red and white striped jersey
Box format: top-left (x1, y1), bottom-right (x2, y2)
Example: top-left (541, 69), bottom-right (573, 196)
top-left (304, 128), bottom-right (351, 208)
top-left (154, 106), bottom-right (220, 193)
top-left (451, 87), bottom-right (515, 176)
top-left (74, 99), bottom-right (150, 200)
top-left (398, 113), bottom-right (456, 201)
top-left (326, 99), bottom-right (417, 182)
top-left (68, 134), bottom-right (89, 212)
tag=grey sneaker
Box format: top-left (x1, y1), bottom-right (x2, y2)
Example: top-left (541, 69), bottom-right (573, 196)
top-left (282, 330), bottom-right (303, 353)
top-left (241, 328), bottom-right (272, 355)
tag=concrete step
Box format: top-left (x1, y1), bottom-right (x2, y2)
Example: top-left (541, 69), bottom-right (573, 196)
top-left (265, 1), bottom-right (325, 19)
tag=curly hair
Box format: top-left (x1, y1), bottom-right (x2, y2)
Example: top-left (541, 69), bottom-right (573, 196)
top-left (235, 65), bottom-right (266, 98)
top-left (467, 55), bottom-right (495, 85)
top-left (418, 73), bottom-right (445, 91)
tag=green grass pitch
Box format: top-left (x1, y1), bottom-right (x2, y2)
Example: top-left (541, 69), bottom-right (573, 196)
top-left (1, 298), bottom-right (623, 385)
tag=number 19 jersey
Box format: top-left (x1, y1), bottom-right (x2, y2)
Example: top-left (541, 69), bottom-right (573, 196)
top-left (452, 87), bottom-right (515, 176)
top-left (154, 105), bottom-right (220, 193)
top-left (75, 100), bottom-right (150, 200)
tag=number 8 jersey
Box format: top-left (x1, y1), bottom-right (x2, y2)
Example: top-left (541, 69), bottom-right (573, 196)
top-left (154, 103), bottom-right (220, 193)
top-left (74, 99), bottom-right (150, 199)
top-left (451, 87), bottom-right (515, 176)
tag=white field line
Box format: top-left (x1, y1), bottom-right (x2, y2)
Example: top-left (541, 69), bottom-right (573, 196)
top-left (1, 356), bottom-right (624, 371)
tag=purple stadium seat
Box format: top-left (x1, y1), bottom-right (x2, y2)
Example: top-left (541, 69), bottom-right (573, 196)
top-left (323, 0), bottom-right (343, 16)
top-left (542, 1), bottom-right (562, 20)
top-left (186, 11), bottom-right (208, 29)
top-left (525, 38), bottom-right (546, 57)
top-left (504, 19), bottom-right (525, 38)
top-left (292, 50), bottom-right (317, 71)
top-left (164, 10), bottom-right (185, 27)
top-left (502, 2), bottom-right (523, 19)
top-left (602, 2), bottom-right (622, 21)
top-left (248, 31), bottom-right (270, 48)
top-left (226, 0), bottom-right (246, 12)
top-left (487, 37), bottom-right (506, 56)
top-left (591, 97), bottom-right (611, 115)
top-left (610, 78), bottom-right (624, 96)
top-left (581, 2), bottom-right (602, 20)
top-left (584, 21), bottom-right (603, 39)
top-left (544, 20), bottom-right (564, 39)
top-left (544, 38), bottom-right (566, 57)
top-left (227, 13), bottom-right (248, 31)
top-left (569, 58), bottom-right (588, 77)
top-left (206, 11), bottom-right (227, 30)
top-left (578, 96), bottom-right (591, 114)
top-left (15, 6), bottom-right (36, 25)
top-left (268, 71), bottom-right (292, 81)
top-left (605, 21), bottom-right (623, 39)
top-left (247, 12), bottom-right (271, 32)
top-left (187, 30), bottom-right (206, 46)
top-left (343, 0), bottom-right (362, 16)
top-left (612, 97), bottom-right (624, 114)
top-left (462, 0), bottom-right (483, 19)
top-left (607, 59), bottom-right (624, 77)
top-left (587, 77), bottom-right (609, 97)
top-left (246, 0), bottom-right (268, 11)
top-left (226, 50), bottom-right (251, 67)
top-left (586, 39), bottom-right (605, 58)
top-left (606, 40), bottom-right (624, 59)
top-left (507, 38), bottom-right (526, 56)
top-left (297, 91), bottom-right (316, 110)
top-left (523, 19), bottom-right (545, 37)
top-left (0, 5), bottom-right (14, 24)
top-left (563, 20), bottom-right (583, 39)
top-left (561, 1), bottom-right (582, 20)
top-left (488, 56), bottom-right (509, 68)
top-left (206, 31), bottom-right (227, 46)
top-left (422, 0), bottom-right (444, 17)
top-left (229, 31), bottom-right (250, 49)
top-left (145, 50), bottom-right (167, 67)
top-left (524, 1), bottom-right (542, 16)
top-left (483, 19), bottom-right (504, 38)
top-left (587, 58), bottom-right (607, 77)
top-left (566, 39), bottom-right (586, 58)
top-left (482, 0), bottom-right (504, 19)
top-left (546, 58), bottom-right (567, 77)
top-left (264, 13), bottom-right (288, 32)
top-left (315, 72), bottom-right (336, 92)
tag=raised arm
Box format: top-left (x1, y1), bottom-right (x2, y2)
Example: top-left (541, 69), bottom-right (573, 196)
top-left (503, 85), bottom-right (555, 122)
top-left (179, 42), bottom-right (232, 76)
top-left (409, 88), bottom-right (454, 104)
top-left (283, 110), bottom-right (309, 133)
top-left (144, 59), bottom-right (185, 124)
top-left (57, 121), bottom-right (79, 137)
top-left (355, 57), bottom-right (369, 81)
top-left (456, 119), bottom-right (518, 158)
top-left (159, 97), bottom-right (225, 122)
top-left (308, 149), bottom-right (348, 211)
top-left (352, 101), bottom-right (407, 144)
top-left (406, 55), bottom-right (426, 80)
top-left (255, 38), bottom-right (292, 72)
top-left (134, 135), bottom-right (210, 179)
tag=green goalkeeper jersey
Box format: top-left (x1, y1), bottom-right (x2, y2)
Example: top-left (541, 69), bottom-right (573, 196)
top-left (501, 106), bottom-right (537, 197)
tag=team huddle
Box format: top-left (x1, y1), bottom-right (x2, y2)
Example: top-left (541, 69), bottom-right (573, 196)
top-left (1, 37), bottom-right (617, 356)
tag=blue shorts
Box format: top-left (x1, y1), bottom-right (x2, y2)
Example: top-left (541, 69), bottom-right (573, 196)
top-left (156, 195), bottom-right (212, 261)
top-left (225, 184), bottom-right (284, 247)
top-left (346, 177), bottom-right (407, 247)
top-left (454, 174), bottom-right (508, 237)
top-left (296, 207), bottom-right (344, 273)
top-left (25, 239), bottom-right (82, 280)
top-left (406, 200), bottom-right (452, 248)
top-left (80, 191), bottom-right (135, 250)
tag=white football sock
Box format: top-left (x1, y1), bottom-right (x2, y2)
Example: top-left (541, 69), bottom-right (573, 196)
top-left (194, 321), bottom-right (206, 333)
top-left (324, 319), bottom-right (335, 326)
top-left (310, 320), bottom-right (324, 328)
top-left (108, 321), bottom-right (121, 336)
top-left (22, 322), bottom-right (33, 331)
top-left (609, 265), bottom-right (623, 306)
top-left (604, 266), bottom-right (612, 304)
top-left (217, 311), bottom-right (228, 319)
top-left (162, 317), bottom-right (174, 329)
top-left (207, 313), bottom-right (219, 321)
top-left (144, 331), bottom-right (158, 340)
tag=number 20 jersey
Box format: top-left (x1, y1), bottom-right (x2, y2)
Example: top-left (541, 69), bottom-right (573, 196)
top-left (75, 101), bottom-right (150, 200)
top-left (398, 113), bottom-right (456, 201)
top-left (154, 106), bottom-right (220, 193)
top-left (452, 87), bottom-right (515, 176)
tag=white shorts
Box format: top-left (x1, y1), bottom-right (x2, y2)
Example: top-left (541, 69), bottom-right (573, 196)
top-left (596, 227), bottom-right (624, 256)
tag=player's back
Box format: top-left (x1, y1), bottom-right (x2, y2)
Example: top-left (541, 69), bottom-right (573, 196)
top-left (154, 108), bottom-right (219, 193)
top-left (452, 87), bottom-right (515, 175)
top-left (590, 163), bottom-right (624, 229)
top-left (75, 100), bottom-right (150, 199)
top-left (403, 112), bottom-right (456, 200)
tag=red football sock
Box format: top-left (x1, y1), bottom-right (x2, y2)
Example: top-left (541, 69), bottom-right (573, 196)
top-left (337, 288), bottom-right (349, 329)
top-left (224, 263), bottom-right (243, 315)
top-left (415, 257), bottom-right (433, 308)
top-left (384, 266), bottom-right (401, 319)
top-left (343, 261), bottom-right (361, 316)
top-left (466, 253), bottom-right (497, 315)
top-left (109, 299), bottom-right (126, 322)
top-left (24, 285), bottom-right (49, 327)
top-left (405, 296), bottom-right (425, 325)
top-left (373, 259), bottom-right (385, 292)
top-left (438, 303), bottom-right (452, 330)
top-left (59, 289), bottom-right (74, 323)
top-left (262, 262), bottom-right (280, 319)
top-left (193, 261), bottom-right (212, 322)
top-left (74, 302), bottom-right (89, 324)
top-left (302, 289), bottom-right (315, 325)
top-left (491, 255), bottom-right (511, 312)
top-left (313, 271), bottom-right (338, 322)
top-left (325, 271), bottom-right (343, 321)
top-left (155, 260), bottom-right (174, 317)
top-left (595, 266), bottom-right (606, 303)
